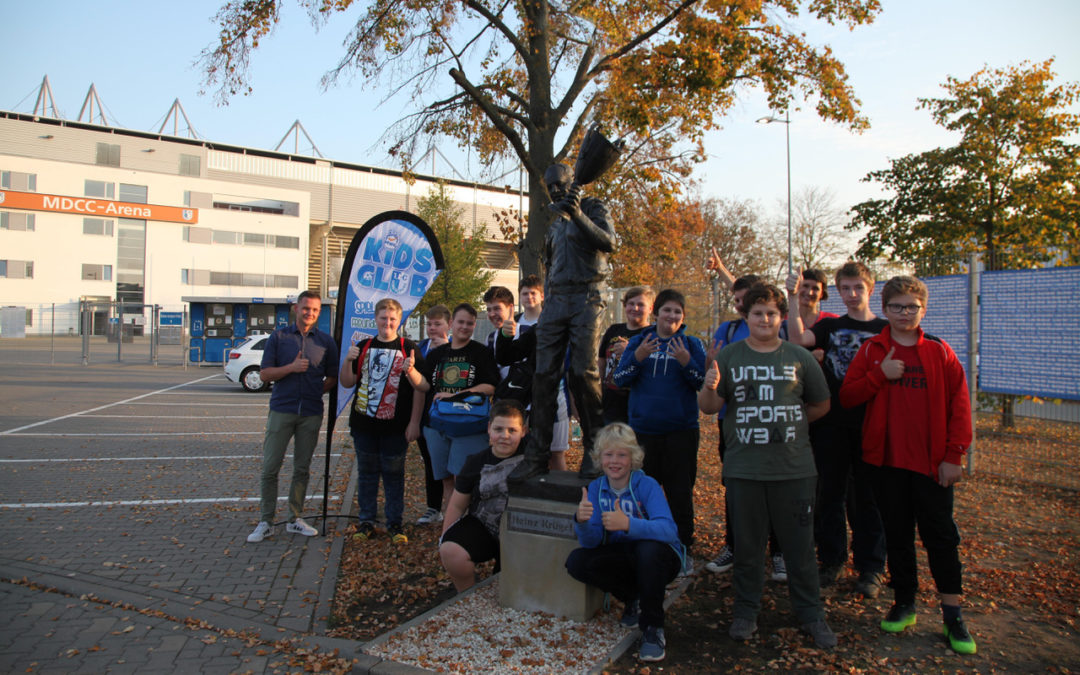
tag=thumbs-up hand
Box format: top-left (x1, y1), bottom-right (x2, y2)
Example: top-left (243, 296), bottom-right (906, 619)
top-left (500, 316), bottom-right (517, 338)
top-left (704, 360), bottom-right (722, 391)
top-left (785, 268), bottom-right (803, 295)
top-left (880, 346), bottom-right (904, 380)
top-left (576, 487), bottom-right (594, 524)
top-left (403, 349), bottom-right (416, 374)
top-left (602, 496), bottom-right (631, 533)
top-left (292, 349), bottom-right (310, 373)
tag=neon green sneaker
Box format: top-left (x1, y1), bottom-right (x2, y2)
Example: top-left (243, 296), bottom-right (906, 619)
top-left (880, 604), bottom-right (917, 633)
top-left (943, 618), bottom-right (977, 654)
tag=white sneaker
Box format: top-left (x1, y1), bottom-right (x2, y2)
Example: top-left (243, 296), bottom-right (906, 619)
top-left (286, 518), bottom-right (318, 536)
top-left (771, 554), bottom-right (788, 582)
top-left (416, 507), bottom-right (443, 525)
top-left (247, 521), bottom-right (272, 543)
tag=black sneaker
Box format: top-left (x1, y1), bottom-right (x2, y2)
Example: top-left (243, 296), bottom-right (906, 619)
top-left (943, 617), bottom-right (977, 654)
top-left (388, 524), bottom-right (408, 544)
top-left (880, 603), bottom-right (917, 633)
top-left (620, 599), bottom-right (640, 628)
top-left (854, 570), bottom-right (886, 598)
top-left (353, 521), bottom-right (376, 540)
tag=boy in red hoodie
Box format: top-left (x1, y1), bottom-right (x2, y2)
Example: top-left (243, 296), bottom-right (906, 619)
top-left (839, 275), bottom-right (975, 655)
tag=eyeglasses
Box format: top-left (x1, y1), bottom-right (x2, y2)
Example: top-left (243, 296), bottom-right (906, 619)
top-left (885, 303), bottom-right (923, 315)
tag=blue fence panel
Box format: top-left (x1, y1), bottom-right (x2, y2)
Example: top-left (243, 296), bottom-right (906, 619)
top-left (979, 266), bottom-right (1080, 400)
top-left (921, 275), bottom-right (970, 377)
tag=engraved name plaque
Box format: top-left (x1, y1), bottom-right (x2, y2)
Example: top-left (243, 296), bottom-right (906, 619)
top-left (506, 507), bottom-right (575, 539)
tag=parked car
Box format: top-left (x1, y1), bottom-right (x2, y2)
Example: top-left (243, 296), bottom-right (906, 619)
top-left (224, 335), bottom-right (270, 392)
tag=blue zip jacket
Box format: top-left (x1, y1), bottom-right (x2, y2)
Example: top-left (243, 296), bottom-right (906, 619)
top-left (573, 470), bottom-right (682, 554)
top-left (611, 325), bottom-right (706, 433)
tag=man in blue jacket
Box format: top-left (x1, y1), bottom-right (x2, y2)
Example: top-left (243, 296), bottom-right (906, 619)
top-left (247, 291), bottom-right (338, 543)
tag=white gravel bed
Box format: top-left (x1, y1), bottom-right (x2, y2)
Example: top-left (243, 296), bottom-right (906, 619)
top-left (366, 579), bottom-right (632, 673)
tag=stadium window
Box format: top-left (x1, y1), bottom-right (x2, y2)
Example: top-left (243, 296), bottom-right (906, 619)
top-left (95, 143), bottom-right (120, 167)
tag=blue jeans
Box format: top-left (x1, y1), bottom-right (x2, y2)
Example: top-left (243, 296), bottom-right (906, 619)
top-left (351, 430), bottom-right (407, 527)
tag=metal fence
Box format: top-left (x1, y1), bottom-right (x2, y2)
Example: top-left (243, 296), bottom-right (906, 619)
top-left (0, 300), bottom-right (191, 366)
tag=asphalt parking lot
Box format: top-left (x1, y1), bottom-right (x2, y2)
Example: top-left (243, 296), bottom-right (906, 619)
top-left (0, 341), bottom-right (367, 673)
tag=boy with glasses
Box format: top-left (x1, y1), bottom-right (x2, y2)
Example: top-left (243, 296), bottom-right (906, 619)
top-left (839, 275), bottom-right (975, 655)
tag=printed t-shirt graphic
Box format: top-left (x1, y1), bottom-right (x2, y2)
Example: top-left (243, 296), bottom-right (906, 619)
top-left (355, 345), bottom-right (406, 420)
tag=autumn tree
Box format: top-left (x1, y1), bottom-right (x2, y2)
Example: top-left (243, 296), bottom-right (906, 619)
top-left (765, 185), bottom-right (853, 277)
top-left (202, 0), bottom-right (879, 277)
top-left (850, 60), bottom-right (1080, 269)
top-left (414, 182), bottom-right (494, 315)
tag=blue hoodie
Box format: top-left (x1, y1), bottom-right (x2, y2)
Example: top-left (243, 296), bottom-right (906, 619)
top-left (574, 470), bottom-right (683, 558)
top-left (611, 325), bottom-right (706, 434)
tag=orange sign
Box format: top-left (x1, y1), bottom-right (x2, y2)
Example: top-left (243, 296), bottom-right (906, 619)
top-left (0, 189), bottom-right (198, 224)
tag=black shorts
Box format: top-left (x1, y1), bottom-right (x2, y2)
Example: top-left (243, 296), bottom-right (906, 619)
top-left (440, 515), bottom-right (500, 570)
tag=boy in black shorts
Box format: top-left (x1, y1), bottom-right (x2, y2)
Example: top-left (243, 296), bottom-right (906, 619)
top-left (439, 400), bottom-right (527, 592)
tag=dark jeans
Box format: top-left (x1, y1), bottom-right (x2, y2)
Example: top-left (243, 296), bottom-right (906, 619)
top-left (565, 540), bottom-right (682, 629)
top-left (416, 433), bottom-right (443, 511)
top-left (811, 424), bottom-right (886, 573)
top-left (351, 430), bottom-right (407, 526)
top-left (869, 464), bottom-right (963, 606)
top-left (726, 476), bottom-right (823, 624)
top-left (638, 427), bottom-right (699, 549)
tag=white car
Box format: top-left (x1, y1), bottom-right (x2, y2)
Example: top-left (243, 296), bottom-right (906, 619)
top-left (224, 335), bottom-right (270, 392)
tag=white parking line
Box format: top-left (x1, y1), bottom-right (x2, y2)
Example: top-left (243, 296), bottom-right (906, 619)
top-left (75, 415), bottom-right (267, 419)
top-left (0, 495), bottom-right (343, 509)
top-left (0, 374), bottom-right (221, 435)
top-left (123, 402), bottom-right (267, 407)
top-left (6, 430), bottom-right (348, 437)
top-left (0, 453), bottom-right (346, 463)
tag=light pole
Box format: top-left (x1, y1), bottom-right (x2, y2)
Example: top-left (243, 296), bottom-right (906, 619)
top-left (756, 110), bottom-right (792, 275)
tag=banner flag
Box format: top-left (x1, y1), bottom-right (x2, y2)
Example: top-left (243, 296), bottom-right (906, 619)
top-left (331, 211), bottom-right (444, 419)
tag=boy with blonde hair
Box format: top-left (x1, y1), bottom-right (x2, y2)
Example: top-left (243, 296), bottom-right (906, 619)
top-left (567, 422), bottom-right (684, 662)
top-left (840, 275), bottom-right (975, 654)
top-left (339, 298), bottom-right (429, 543)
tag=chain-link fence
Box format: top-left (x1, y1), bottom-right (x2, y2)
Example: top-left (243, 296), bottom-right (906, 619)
top-left (0, 300), bottom-right (191, 366)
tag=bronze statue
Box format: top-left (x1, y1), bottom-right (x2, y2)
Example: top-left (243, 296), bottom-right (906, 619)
top-left (512, 125), bottom-right (624, 480)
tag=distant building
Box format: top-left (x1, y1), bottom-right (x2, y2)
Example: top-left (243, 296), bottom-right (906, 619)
top-left (0, 110), bottom-right (523, 336)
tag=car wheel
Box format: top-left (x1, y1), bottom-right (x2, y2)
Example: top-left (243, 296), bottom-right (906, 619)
top-left (241, 366), bottom-right (267, 392)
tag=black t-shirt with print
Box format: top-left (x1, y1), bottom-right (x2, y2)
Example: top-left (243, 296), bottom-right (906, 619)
top-left (348, 337), bottom-right (423, 434)
top-left (419, 340), bottom-right (500, 424)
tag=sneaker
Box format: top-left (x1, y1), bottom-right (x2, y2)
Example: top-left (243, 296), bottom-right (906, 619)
top-left (943, 618), bottom-right (977, 654)
top-left (705, 546), bottom-right (734, 574)
top-left (620, 599), bottom-right (641, 628)
top-left (246, 521), bottom-right (272, 543)
top-left (819, 565), bottom-right (842, 588)
top-left (678, 557), bottom-right (695, 578)
top-left (729, 617), bottom-right (758, 641)
top-left (285, 518), bottom-right (318, 536)
top-left (353, 521), bottom-right (376, 540)
top-left (855, 570), bottom-right (886, 598)
top-left (880, 603), bottom-right (917, 633)
top-left (802, 619), bottom-right (838, 649)
top-left (638, 626), bottom-right (666, 662)
top-left (771, 554), bottom-right (788, 582)
top-left (388, 524), bottom-right (408, 544)
top-left (416, 507), bottom-right (443, 525)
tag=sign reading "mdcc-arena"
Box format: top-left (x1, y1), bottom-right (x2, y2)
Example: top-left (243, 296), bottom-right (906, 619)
top-left (0, 189), bottom-right (199, 224)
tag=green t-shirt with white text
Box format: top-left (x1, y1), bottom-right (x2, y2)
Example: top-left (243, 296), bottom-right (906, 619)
top-left (714, 340), bottom-right (830, 481)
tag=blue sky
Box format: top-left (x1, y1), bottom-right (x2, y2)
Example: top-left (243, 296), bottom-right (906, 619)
top-left (3, 0), bottom-right (1078, 229)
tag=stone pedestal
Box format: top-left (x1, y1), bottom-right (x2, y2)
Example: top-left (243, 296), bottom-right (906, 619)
top-left (498, 470), bottom-right (604, 621)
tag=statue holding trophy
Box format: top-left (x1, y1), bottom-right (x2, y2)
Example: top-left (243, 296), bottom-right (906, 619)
top-left (511, 124), bottom-right (625, 481)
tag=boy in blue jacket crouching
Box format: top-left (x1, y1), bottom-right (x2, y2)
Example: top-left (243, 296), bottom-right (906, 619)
top-left (566, 423), bottom-right (686, 663)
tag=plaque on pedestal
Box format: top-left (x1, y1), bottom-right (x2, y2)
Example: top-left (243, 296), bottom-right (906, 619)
top-left (498, 470), bottom-right (603, 621)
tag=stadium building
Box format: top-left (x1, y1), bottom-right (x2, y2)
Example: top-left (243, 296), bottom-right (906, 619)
top-left (0, 95), bottom-right (523, 345)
